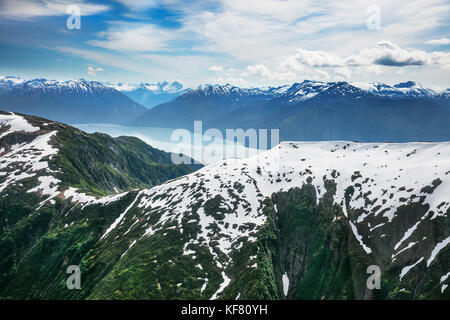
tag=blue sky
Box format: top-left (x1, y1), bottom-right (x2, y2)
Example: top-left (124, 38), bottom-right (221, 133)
top-left (0, 0), bottom-right (449, 88)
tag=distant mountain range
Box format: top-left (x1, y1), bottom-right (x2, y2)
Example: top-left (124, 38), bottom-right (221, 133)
top-left (0, 76), bottom-right (147, 124)
top-left (111, 81), bottom-right (189, 109)
top-left (133, 80), bottom-right (450, 142)
top-left (1, 76), bottom-right (449, 142)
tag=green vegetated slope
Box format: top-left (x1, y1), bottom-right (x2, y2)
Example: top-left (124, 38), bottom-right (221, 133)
top-left (0, 111), bottom-right (197, 299)
top-left (2, 183), bottom-right (447, 300)
top-left (52, 127), bottom-right (197, 195)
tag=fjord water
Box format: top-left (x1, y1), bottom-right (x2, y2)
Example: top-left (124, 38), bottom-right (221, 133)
top-left (72, 123), bottom-right (259, 164)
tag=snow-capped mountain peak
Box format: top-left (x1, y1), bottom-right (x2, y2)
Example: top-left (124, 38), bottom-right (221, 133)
top-left (184, 79), bottom-right (446, 102)
top-left (351, 81), bottom-right (439, 98)
top-left (0, 76), bottom-right (116, 95)
top-left (0, 76), bottom-right (147, 124)
top-left (111, 80), bottom-right (186, 94)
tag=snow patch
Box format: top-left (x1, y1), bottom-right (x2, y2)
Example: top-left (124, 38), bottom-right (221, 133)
top-left (0, 112), bottom-right (39, 139)
top-left (210, 272), bottom-right (230, 300)
top-left (282, 273), bottom-right (290, 296)
top-left (101, 191), bottom-right (142, 240)
top-left (427, 236), bottom-right (450, 267)
top-left (399, 257), bottom-right (424, 280)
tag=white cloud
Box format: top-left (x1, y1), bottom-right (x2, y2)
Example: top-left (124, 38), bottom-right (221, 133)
top-left (280, 41), bottom-right (450, 71)
top-left (246, 64), bottom-right (272, 78)
top-left (208, 66), bottom-right (223, 72)
top-left (222, 0), bottom-right (316, 23)
top-left (47, 0), bottom-right (450, 87)
top-left (313, 69), bottom-right (330, 80)
top-left (0, 0), bottom-right (109, 19)
top-left (88, 23), bottom-right (171, 52)
top-left (361, 65), bottom-right (383, 75)
top-left (179, 0), bottom-right (450, 63)
top-left (358, 41), bottom-right (428, 66)
top-left (334, 67), bottom-right (351, 79)
top-left (426, 37), bottom-right (450, 45)
top-left (55, 46), bottom-right (146, 74)
top-left (245, 64), bottom-right (295, 82)
top-left (283, 49), bottom-right (345, 68)
top-left (87, 66), bottom-right (103, 76)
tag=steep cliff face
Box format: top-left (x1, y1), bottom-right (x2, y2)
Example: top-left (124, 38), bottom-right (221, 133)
top-left (265, 185), bottom-right (449, 300)
top-left (1, 114), bottom-right (449, 299)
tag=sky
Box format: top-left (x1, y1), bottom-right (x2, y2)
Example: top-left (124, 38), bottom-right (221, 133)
top-left (0, 0), bottom-right (449, 89)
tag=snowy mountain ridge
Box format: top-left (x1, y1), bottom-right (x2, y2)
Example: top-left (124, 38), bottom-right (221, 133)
top-left (0, 76), bottom-right (147, 124)
top-left (188, 80), bottom-right (448, 101)
top-left (2, 76), bottom-right (448, 102)
top-left (73, 139), bottom-right (450, 298)
top-left (111, 80), bottom-right (186, 94)
top-left (0, 76), bottom-right (116, 95)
